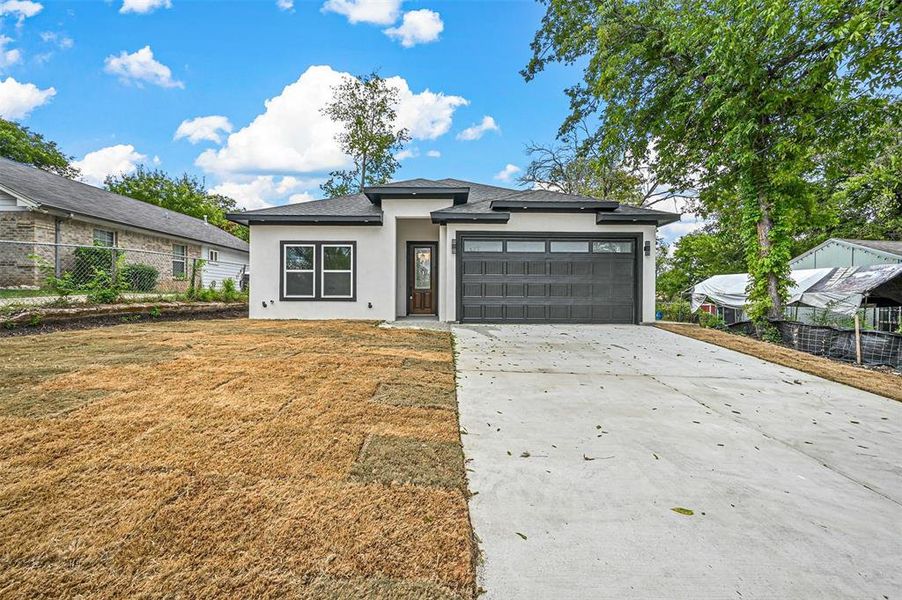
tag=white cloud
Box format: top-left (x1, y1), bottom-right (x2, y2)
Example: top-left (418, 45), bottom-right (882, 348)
top-left (104, 46), bottom-right (184, 89)
top-left (40, 31), bottom-right (74, 49)
top-left (0, 77), bottom-right (55, 119)
top-left (388, 75), bottom-right (468, 140)
top-left (276, 0), bottom-right (293, 10)
top-left (321, 0), bottom-right (400, 25)
top-left (659, 215), bottom-right (704, 245)
top-left (120, 0), bottom-right (171, 14)
top-left (209, 175), bottom-right (319, 211)
top-left (0, 36), bottom-right (21, 70)
top-left (0, 1), bottom-right (42, 23)
top-left (426, 149), bottom-right (440, 158)
top-left (73, 144), bottom-right (147, 186)
top-left (196, 65), bottom-right (467, 176)
top-left (174, 115), bottom-right (233, 144)
top-left (456, 115), bottom-right (499, 141)
top-left (395, 147), bottom-right (417, 161)
top-left (384, 9), bottom-right (443, 47)
top-left (494, 163), bottom-right (520, 183)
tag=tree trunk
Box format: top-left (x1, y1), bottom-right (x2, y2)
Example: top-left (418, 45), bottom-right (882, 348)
top-left (359, 148), bottom-right (367, 192)
top-left (756, 189), bottom-right (782, 319)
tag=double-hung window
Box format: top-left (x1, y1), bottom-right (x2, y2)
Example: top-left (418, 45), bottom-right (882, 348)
top-left (93, 228), bottom-right (116, 247)
top-left (281, 241), bottom-right (355, 301)
top-left (322, 245), bottom-right (353, 299)
top-left (284, 244), bottom-right (315, 298)
top-left (172, 244), bottom-right (187, 278)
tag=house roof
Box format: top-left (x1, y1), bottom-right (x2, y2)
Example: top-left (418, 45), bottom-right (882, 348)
top-left (227, 177), bottom-right (681, 226)
top-left (0, 158), bottom-right (249, 252)
top-left (842, 239), bottom-right (902, 258)
top-left (790, 237), bottom-right (902, 266)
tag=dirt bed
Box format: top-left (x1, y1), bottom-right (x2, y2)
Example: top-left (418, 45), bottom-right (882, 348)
top-left (0, 319), bottom-right (475, 598)
top-left (656, 322), bottom-right (902, 402)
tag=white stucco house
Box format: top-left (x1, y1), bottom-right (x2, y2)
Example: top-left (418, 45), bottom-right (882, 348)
top-left (227, 178), bottom-right (679, 324)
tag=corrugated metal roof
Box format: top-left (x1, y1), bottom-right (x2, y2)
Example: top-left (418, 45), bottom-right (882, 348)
top-left (0, 158), bottom-right (248, 252)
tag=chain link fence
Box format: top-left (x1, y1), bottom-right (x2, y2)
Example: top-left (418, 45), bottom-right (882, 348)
top-left (1, 240), bottom-right (247, 302)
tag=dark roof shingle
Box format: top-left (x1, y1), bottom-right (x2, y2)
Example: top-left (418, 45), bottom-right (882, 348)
top-left (0, 158), bottom-right (248, 252)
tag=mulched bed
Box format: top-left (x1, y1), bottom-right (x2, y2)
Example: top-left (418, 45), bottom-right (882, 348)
top-left (0, 303), bottom-right (247, 338)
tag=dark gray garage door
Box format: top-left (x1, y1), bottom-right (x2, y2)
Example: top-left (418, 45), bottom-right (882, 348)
top-left (458, 235), bottom-right (639, 324)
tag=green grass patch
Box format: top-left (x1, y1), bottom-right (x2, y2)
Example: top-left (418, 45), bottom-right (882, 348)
top-left (350, 434), bottom-right (465, 489)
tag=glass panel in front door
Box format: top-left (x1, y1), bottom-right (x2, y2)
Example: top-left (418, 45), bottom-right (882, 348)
top-left (415, 247), bottom-right (432, 289)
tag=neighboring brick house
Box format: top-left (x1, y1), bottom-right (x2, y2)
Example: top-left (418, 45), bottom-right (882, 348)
top-left (0, 157), bottom-right (249, 290)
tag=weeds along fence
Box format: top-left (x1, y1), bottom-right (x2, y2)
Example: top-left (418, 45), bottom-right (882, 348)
top-left (729, 319), bottom-right (902, 370)
top-left (0, 240), bottom-right (248, 297)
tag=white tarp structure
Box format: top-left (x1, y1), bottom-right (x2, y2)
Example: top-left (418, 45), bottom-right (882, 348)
top-left (692, 264), bottom-right (902, 316)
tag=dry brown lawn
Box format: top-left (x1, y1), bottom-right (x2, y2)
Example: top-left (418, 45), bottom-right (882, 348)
top-left (0, 319), bottom-right (475, 599)
top-left (656, 322), bottom-right (902, 402)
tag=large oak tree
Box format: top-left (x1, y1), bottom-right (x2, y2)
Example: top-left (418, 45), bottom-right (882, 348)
top-left (524, 0), bottom-right (901, 319)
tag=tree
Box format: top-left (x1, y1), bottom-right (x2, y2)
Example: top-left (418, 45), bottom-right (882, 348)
top-left (657, 226), bottom-right (747, 301)
top-left (520, 121), bottom-right (692, 207)
top-left (524, 0), bottom-right (901, 320)
top-left (0, 119), bottom-right (80, 179)
top-left (105, 167), bottom-right (248, 241)
top-left (320, 72), bottom-right (410, 197)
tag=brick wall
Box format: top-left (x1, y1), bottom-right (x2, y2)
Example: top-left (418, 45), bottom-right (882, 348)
top-left (1, 211), bottom-right (204, 290)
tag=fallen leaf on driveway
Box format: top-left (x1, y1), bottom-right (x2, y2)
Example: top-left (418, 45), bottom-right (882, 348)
top-left (516, 532), bottom-right (528, 540)
top-left (671, 507), bottom-right (694, 516)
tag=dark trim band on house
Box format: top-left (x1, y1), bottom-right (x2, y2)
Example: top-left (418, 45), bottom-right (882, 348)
top-left (229, 214), bottom-right (383, 226)
top-left (430, 211), bottom-right (511, 224)
top-left (455, 231), bottom-right (643, 325)
top-left (490, 199), bottom-right (620, 211)
top-left (279, 240), bottom-right (357, 302)
top-left (364, 186), bottom-right (470, 205)
top-left (596, 212), bottom-right (681, 226)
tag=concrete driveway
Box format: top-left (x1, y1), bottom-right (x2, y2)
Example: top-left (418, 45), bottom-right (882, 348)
top-left (453, 324), bottom-right (902, 599)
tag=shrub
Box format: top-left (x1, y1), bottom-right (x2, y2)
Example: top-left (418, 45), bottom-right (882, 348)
top-left (696, 310), bottom-right (725, 329)
top-left (221, 278), bottom-right (239, 302)
top-left (756, 321), bottom-right (783, 344)
top-left (121, 263), bottom-right (159, 292)
top-left (85, 254), bottom-right (128, 304)
top-left (73, 246), bottom-right (116, 286)
top-left (657, 299), bottom-right (693, 322)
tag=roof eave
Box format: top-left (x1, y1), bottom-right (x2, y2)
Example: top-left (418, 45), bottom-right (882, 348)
top-left (430, 211), bottom-right (511, 224)
top-left (364, 186), bottom-right (470, 206)
top-left (228, 213), bottom-right (383, 226)
top-left (491, 200), bottom-right (620, 211)
top-left (596, 213), bottom-right (681, 226)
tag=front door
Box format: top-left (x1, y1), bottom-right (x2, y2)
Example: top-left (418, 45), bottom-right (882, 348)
top-left (408, 242), bottom-right (437, 315)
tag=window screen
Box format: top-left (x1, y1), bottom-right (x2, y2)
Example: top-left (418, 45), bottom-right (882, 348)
top-left (172, 244), bottom-right (187, 278)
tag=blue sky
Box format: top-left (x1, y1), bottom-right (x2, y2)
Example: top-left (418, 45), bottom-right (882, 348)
top-left (1, 0), bottom-right (688, 240)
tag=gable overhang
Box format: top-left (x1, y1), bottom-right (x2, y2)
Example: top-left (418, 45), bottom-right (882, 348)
top-left (364, 186), bottom-right (470, 206)
top-left (596, 212), bottom-right (681, 226)
top-left (490, 199), bottom-right (620, 211)
top-left (430, 211), bottom-right (510, 224)
top-left (227, 213), bottom-right (383, 226)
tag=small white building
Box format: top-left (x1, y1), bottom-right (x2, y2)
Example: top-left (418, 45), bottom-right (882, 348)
top-left (227, 178), bottom-right (679, 324)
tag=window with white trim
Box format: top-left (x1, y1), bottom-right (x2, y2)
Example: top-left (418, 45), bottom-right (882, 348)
top-left (93, 228), bottom-right (116, 247)
top-left (208, 249), bottom-right (219, 262)
top-left (172, 244), bottom-right (187, 278)
top-left (284, 244), bottom-right (315, 298)
top-left (321, 244), bottom-right (353, 298)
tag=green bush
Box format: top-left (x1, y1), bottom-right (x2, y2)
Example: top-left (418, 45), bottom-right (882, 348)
top-left (121, 263), bottom-right (159, 292)
top-left (696, 310), bottom-right (725, 329)
top-left (756, 321), bottom-right (783, 344)
top-left (85, 253), bottom-right (128, 304)
top-left (221, 278), bottom-right (239, 302)
top-left (73, 246), bottom-right (116, 286)
top-left (657, 299), bottom-right (693, 322)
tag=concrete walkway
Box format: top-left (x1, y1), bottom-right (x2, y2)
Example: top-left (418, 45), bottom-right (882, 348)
top-left (453, 324), bottom-right (902, 599)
